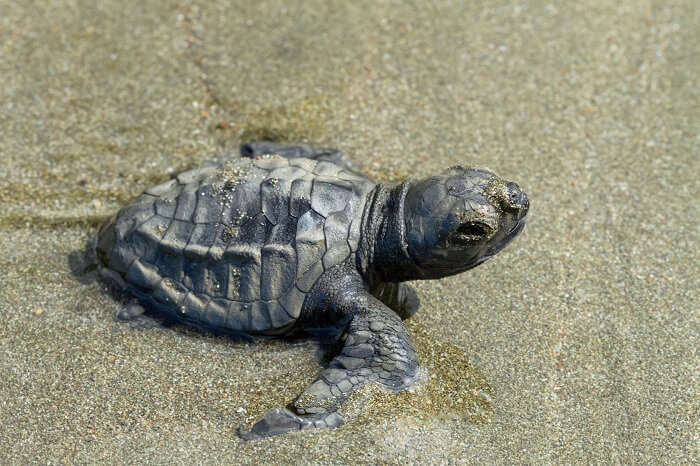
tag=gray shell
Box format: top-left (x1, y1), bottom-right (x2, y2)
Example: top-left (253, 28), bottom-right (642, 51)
top-left (97, 155), bottom-right (375, 334)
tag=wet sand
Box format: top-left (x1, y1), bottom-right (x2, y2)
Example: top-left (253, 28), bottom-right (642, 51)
top-left (1, 1), bottom-right (697, 463)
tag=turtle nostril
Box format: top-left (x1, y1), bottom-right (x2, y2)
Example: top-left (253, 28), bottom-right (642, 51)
top-left (520, 192), bottom-right (529, 215)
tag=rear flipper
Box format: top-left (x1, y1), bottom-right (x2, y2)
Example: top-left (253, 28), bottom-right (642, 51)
top-left (238, 294), bottom-right (418, 440)
top-left (240, 141), bottom-right (357, 173)
top-left (114, 302), bottom-right (165, 329)
top-left (98, 267), bottom-right (165, 330)
top-left (238, 409), bottom-right (344, 441)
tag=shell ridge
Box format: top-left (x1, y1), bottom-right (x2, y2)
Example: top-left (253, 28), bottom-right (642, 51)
top-left (181, 182), bottom-right (202, 252)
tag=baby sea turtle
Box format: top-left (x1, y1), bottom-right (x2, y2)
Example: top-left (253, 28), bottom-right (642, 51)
top-left (95, 142), bottom-right (529, 439)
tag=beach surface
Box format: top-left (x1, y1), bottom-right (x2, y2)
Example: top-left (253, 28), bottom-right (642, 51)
top-left (1, 0), bottom-right (697, 463)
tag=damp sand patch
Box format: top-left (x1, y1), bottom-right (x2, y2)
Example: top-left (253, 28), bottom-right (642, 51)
top-left (339, 319), bottom-right (493, 428)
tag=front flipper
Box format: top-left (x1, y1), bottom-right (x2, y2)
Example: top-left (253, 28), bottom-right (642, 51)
top-left (238, 409), bottom-right (344, 441)
top-left (238, 293), bottom-right (418, 439)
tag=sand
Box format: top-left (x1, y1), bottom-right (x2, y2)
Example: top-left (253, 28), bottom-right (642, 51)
top-left (1, 0), bottom-right (697, 463)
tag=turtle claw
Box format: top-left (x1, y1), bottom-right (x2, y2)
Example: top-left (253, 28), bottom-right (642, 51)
top-left (237, 408), bottom-right (344, 440)
top-left (114, 303), bottom-right (164, 329)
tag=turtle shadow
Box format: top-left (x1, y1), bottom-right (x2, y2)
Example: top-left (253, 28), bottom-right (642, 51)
top-left (67, 238), bottom-right (99, 284)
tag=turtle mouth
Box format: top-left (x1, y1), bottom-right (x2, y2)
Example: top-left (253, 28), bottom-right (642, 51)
top-left (460, 219), bottom-right (525, 270)
top-left (485, 218), bottom-right (526, 257)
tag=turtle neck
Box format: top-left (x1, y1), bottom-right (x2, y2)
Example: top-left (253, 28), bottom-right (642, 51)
top-left (357, 180), bottom-right (423, 284)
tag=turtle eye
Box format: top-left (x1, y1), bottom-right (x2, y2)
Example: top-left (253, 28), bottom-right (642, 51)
top-left (456, 222), bottom-right (490, 237)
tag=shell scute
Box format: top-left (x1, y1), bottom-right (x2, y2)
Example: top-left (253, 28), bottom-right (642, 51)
top-left (323, 243), bottom-right (351, 270)
top-left (295, 210), bottom-right (326, 277)
top-left (265, 301), bottom-right (295, 332)
top-left (222, 244), bottom-right (261, 303)
top-left (267, 220), bottom-right (296, 246)
top-left (145, 179), bottom-right (177, 197)
top-left (207, 260), bottom-right (230, 299)
top-left (124, 228), bottom-right (158, 265)
top-left (207, 227), bottom-right (229, 262)
top-left (261, 243), bottom-right (296, 300)
top-left (152, 248), bottom-right (183, 282)
top-left (288, 157), bottom-right (318, 172)
top-left (185, 223), bottom-right (218, 259)
top-left (269, 165), bottom-right (307, 180)
top-left (235, 213), bottom-right (269, 247)
top-left (204, 299), bottom-right (229, 328)
top-left (177, 166), bottom-right (218, 185)
top-left (297, 261), bottom-right (326, 292)
top-left (137, 215), bottom-right (171, 242)
top-left (113, 202), bottom-right (154, 239)
top-left (313, 161), bottom-right (342, 177)
top-left (311, 178), bottom-right (354, 217)
top-left (160, 219), bottom-right (193, 255)
top-left (174, 184), bottom-right (199, 221)
top-left (182, 257), bottom-right (209, 295)
top-left (153, 278), bottom-right (187, 307)
top-left (192, 187), bottom-right (223, 224)
top-left (261, 177), bottom-right (289, 225)
top-left (155, 197), bottom-right (177, 218)
top-left (108, 245), bottom-right (136, 276)
top-left (324, 210), bottom-right (351, 250)
top-left (289, 178), bottom-right (313, 218)
top-left (125, 259), bottom-right (160, 290)
top-left (226, 303), bottom-right (247, 329)
top-left (181, 292), bottom-right (206, 316)
top-left (248, 301), bottom-right (271, 331)
top-left (253, 155), bottom-right (289, 170)
top-left (279, 286), bottom-right (306, 320)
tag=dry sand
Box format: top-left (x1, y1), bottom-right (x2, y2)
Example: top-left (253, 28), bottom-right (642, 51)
top-left (1, 1), bottom-right (697, 463)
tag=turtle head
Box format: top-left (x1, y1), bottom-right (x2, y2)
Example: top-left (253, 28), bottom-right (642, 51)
top-left (403, 166), bottom-right (528, 279)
